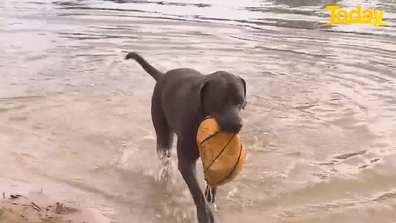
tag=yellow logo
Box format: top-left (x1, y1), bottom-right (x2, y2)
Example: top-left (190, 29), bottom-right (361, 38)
top-left (319, 6), bottom-right (392, 27)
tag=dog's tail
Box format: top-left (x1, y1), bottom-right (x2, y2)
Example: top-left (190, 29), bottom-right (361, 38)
top-left (125, 52), bottom-right (162, 82)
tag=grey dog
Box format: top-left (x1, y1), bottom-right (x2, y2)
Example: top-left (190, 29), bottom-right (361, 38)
top-left (125, 52), bottom-right (247, 223)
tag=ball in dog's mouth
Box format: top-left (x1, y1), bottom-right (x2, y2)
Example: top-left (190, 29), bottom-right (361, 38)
top-left (196, 116), bottom-right (247, 187)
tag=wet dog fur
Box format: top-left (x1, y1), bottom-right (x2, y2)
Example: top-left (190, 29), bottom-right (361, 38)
top-left (125, 52), bottom-right (247, 223)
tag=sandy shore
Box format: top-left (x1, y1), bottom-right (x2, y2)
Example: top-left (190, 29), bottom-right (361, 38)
top-left (0, 177), bottom-right (110, 223)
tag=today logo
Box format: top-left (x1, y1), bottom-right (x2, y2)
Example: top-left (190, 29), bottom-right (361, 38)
top-left (319, 6), bottom-right (392, 27)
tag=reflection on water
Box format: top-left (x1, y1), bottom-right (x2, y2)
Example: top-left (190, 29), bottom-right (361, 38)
top-left (0, 0), bottom-right (395, 223)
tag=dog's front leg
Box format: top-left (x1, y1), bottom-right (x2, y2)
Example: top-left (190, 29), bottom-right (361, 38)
top-left (177, 137), bottom-right (214, 223)
top-left (178, 160), bottom-right (214, 223)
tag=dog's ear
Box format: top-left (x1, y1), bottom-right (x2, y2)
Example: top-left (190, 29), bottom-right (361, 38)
top-left (237, 75), bottom-right (246, 97)
top-left (237, 76), bottom-right (247, 109)
top-left (198, 78), bottom-right (209, 99)
top-left (198, 78), bottom-right (209, 114)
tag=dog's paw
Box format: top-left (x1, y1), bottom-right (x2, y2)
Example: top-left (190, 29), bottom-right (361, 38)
top-left (210, 203), bottom-right (219, 213)
top-left (197, 205), bottom-right (214, 223)
top-left (157, 147), bottom-right (171, 160)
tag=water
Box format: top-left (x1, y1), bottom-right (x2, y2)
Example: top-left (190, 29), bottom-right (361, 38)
top-left (0, 0), bottom-right (395, 222)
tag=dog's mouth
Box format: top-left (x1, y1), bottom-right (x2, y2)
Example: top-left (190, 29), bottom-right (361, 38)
top-left (212, 112), bottom-right (243, 134)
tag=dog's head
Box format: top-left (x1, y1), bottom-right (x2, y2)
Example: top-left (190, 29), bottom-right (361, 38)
top-left (199, 71), bottom-right (247, 134)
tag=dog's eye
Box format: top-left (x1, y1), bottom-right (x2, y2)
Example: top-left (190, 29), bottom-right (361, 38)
top-left (237, 100), bottom-right (247, 110)
top-left (242, 100), bottom-right (247, 109)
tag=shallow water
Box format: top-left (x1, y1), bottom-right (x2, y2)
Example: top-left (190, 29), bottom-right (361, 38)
top-left (0, 0), bottom-right (396, 222)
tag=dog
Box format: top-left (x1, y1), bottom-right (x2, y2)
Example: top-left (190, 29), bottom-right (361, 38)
top-left (125, 52), bottom-right (247, 223)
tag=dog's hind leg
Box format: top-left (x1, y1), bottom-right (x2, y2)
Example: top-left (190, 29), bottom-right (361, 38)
top-left (151, 86), bottom-right (174, 160)
top-left (151, 87), bottom-right (175, 183)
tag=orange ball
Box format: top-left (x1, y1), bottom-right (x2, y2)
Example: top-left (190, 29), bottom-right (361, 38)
top-left (196, 117), bottom-right (247, 187)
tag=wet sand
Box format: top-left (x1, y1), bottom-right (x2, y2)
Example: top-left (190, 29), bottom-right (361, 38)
top-left (0, 177), bottom-right (109, 223)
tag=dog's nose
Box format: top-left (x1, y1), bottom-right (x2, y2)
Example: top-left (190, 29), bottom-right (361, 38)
top-left (214, 113), bottom-right (243, 134)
